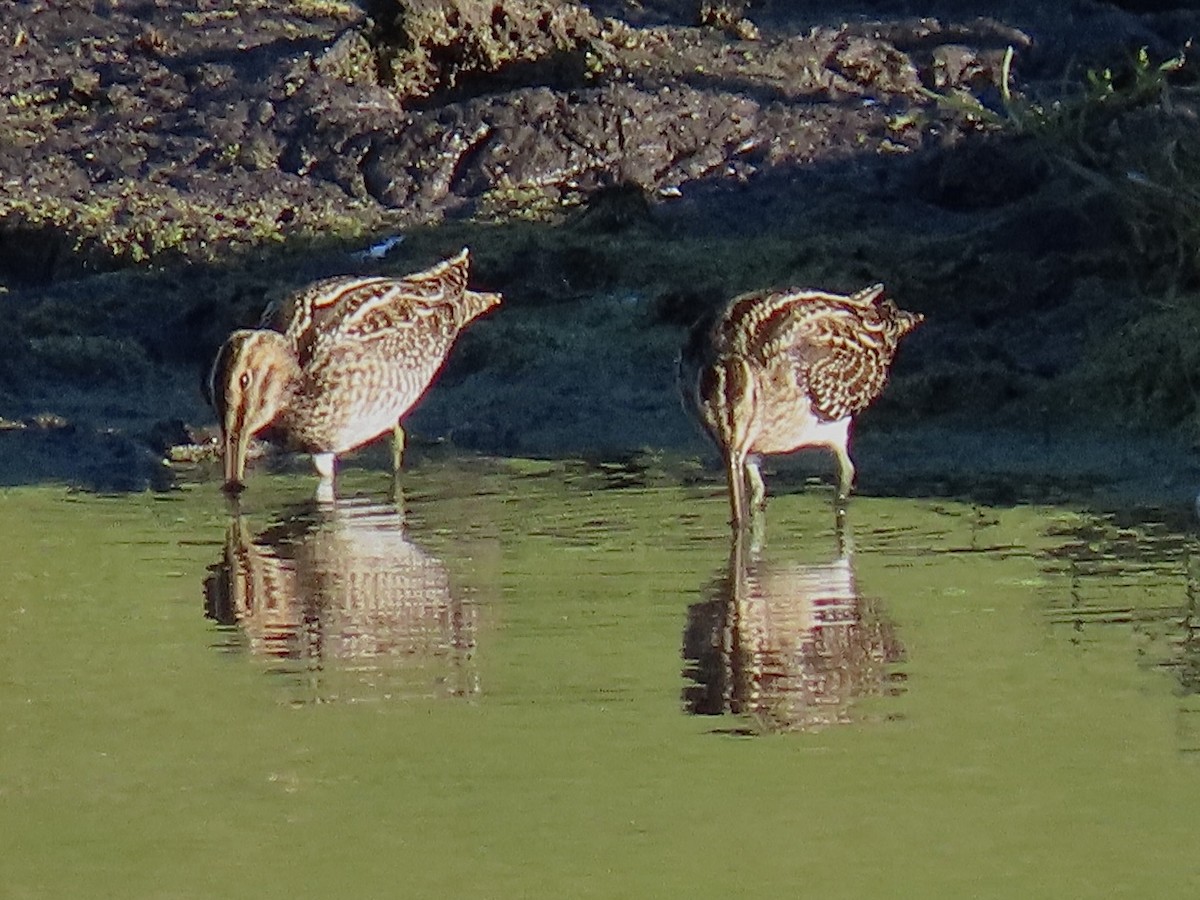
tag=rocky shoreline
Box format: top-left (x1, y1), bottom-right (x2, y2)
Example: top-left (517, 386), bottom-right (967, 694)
top-left (1, 0), bottom-right (1199, 513)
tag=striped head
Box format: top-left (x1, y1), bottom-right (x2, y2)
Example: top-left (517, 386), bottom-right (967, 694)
top-left (208, 329), bottom-right (301, 492)
top-left (457, 287), bottom-right (503, 329)
top-left (849, 284), bottom-right (924, 347)
top-left (677, 306), bottom-right (737, 446)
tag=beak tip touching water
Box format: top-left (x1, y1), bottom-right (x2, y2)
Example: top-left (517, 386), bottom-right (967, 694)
top-left (221, 424), bottom-right (250, 494)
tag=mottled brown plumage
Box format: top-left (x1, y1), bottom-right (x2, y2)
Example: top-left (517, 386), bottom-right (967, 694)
top-left (209, 249), bottom-right (500, 491)
top-left (679, 284), bottom-right (923, 528)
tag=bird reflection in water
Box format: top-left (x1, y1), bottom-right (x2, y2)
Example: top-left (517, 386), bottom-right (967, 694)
top-left (204, 494), bottom-right (478, 704)
top-left (683, 527), bottom-right (904, 733)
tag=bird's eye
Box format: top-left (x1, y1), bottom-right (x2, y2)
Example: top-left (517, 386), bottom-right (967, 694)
top-left (239, 372), bottom-right (251, 390)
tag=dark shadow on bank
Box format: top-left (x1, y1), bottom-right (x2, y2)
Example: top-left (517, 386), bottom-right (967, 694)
top-left (0, 417), bottom-right (176, 492)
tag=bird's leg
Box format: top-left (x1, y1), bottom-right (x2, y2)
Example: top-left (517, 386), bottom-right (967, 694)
top-left (315, 478), bottom-right (335, 504)
top-left (744, 455), bottom-right (767, 550)
top-left (746, 455), bottom-right (767, 513)
top-left (391, 421), bottom-right (406, 473)
top-left (833, 445), bottom-right (855, 516)
top-left (835, 507), bottom-right (853, 558)
top-left (388, 472), bottom-right (406, 508)
top-left (313, 451), bottom-right (336, 480)
top-left (726, 448), bottom-right (750, 532)
top-left (747, 500), bottom-right (766, 554)
top-left (312, 452), bottom-right (336, 502)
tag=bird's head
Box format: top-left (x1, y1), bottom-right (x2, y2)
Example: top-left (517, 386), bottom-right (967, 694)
top-left (207, 330), bottom-right (298, 492)
top-left (872, 294), bottom-right (924, 343)
top-left (890, 303), bottom-right (924, 340)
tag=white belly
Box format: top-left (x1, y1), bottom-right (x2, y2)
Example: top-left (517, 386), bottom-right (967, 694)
top-left (752, 403), bottom-right (851, 456)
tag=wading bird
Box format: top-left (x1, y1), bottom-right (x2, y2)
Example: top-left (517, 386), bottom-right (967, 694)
top-left (679, 284), bottom-right (922, 528)
top-left (209, 249), bottom-right (500, 492)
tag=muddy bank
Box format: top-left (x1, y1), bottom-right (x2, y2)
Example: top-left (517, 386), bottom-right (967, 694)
top-left (1, 0), bottom-right (1200, 511)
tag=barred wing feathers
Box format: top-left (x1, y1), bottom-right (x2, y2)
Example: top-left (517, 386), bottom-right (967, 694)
top-left (261, 250), bottom-right (497, 369)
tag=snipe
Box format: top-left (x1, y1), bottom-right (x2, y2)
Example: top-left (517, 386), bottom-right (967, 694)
top-left (209, 249), bottom-right (500, 492)
top-left (679, 284), bottom-right (923, 528)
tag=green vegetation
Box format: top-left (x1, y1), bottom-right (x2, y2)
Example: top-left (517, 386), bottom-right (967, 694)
top-left (25, 335), bottom-right (150, 384)
top-left (1031, 49), bottom-right (1200, 430)
top-left (399, 213), bottom-right (854, 314)
top-left (925, 43), bottom-right (1200, 432)
top-left (181, 0), bottom-right (359, 24)
top-left (0, 185), bottom-right (379, 269)
top-left (934, 44), bottom-right (1200, 293)
top-left (697, 1), bottom-right (759, 40)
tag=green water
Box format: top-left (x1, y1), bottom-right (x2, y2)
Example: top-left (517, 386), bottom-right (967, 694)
top-left (3, 458), bottom-right (1199, 898)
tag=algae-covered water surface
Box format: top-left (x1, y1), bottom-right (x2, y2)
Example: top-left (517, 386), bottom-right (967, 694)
top-left (3, 458), bottom-right (1199, 898)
